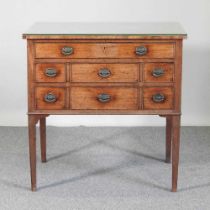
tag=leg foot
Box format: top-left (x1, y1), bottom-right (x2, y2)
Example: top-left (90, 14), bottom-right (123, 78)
top-left (31, 186), bottom-right (37, 192)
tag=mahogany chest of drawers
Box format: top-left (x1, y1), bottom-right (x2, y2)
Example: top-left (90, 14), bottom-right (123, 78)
top-left (23, 22), bottom-right (187, 192)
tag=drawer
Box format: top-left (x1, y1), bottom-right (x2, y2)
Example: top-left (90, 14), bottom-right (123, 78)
top-left (35, 63), bottom-right (66, 82)
top-left (35, 87), bottom-right (66, 110)
top-left (71, 64), bottom-right (139, 82)
top-left (35, 42), bottom-right (175, 59)
top-left (143, 87), bottom-right (174, 110)
top-left (143, 63), bottom-right (174, 82)
top-left (71, 87), bottom-right (138, 110)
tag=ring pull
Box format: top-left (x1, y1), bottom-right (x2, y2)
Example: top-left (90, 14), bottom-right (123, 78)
top-left (152, 93), bottom-right (165, 103)
top-left (135, 46), bottom-right (147, 56)
top-left (97, 93), bottom-right (111, 103)
top-left (61, 46), bottom-right (74, 56)
top-left (152, 68), bottom-right (164, 77)
top-left (45, 68), bottom-right (57, 77)
top-left (44, 93), bottom-right (57, 103)
top-left (98, 68), bottom-right (111, 78)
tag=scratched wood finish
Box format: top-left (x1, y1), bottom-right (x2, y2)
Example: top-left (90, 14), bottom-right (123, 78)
top-left (143, 87), bottom-right (174, 110)
top-left (35, 87), bottom-right (66, 110)
top-left (35, 42), bottom-right (175, 59)
top-left (35, 63), bottom-right (66, 82)
top-left (71, 87), bottom-right (138, 110)
top-left (143, 63), bottom-right (174, 82)
top-left (71, 63), bottom-right (139, 82)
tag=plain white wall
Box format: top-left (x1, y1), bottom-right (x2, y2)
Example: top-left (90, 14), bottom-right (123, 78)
top-left (0, 0), bottom-right (210, 126)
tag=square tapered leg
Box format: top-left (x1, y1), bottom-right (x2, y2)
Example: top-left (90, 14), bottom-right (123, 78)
top-left (28, 115), bottom-right (37, 191)
top-left (171, 115), bottom-right (181, 192)
top-left (40, 117), bottom-right (46, 163)
top-left (166, 116), bottom-right (172, 163)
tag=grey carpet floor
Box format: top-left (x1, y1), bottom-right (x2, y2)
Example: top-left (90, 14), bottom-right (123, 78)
top-left (0, 126), bottom-right (210, 210)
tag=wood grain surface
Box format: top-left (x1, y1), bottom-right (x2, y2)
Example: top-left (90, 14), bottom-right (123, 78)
top-left (71, 87), bottom-right (138, 110)
top-left (35, 42), bottom-right (175, 59)
top-left (71, 63), bottom-right (139, 82)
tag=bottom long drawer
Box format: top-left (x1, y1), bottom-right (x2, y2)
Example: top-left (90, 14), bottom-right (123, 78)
top-left (71, 87), bottom-right (138, 110)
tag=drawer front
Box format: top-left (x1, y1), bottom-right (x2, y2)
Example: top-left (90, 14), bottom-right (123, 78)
top-left (35, 87), bottom-right (66, 110)
top-left (143, 63), bottom-right (174, 82)
top-left (143, 87), bottom-right (174, 110)
top-left (71, 87), bottom-right (138, 110)
top-left (71, 64), bottom-right (139, 82)
top-left (35, 63), bottom-right (66, 82)
top-left (35, 43), bottom-right (175, 59)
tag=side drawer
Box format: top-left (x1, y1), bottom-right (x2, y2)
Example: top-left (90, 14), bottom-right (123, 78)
top-left (143, 87), bottom-right (174, 110)
top-left (143, 63), bottom-right (174, 82)
top-left (71, 63), bottom-right (139, 82)
top-left (35, 87), bottom-right (66, 110)
top-left (35, 63), bottom-right (66, 82)
top-left (35, 42), bottom-right (175, 59)
top-left (71, 87), bottom-right (138, 110)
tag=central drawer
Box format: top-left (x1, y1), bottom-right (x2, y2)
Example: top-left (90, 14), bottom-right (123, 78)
top-left (35, 42), bottom-right (175, 59)
top-left (71, 87), bottom-right (138, 110)
top-left (71, 63), bottom-right (139, 82)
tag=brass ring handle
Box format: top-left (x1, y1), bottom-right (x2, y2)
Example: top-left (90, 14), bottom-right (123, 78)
top-left (152, 68), bottom-right (164, 77)
top-left (97, 93), bottom-right (111, 103)
top-left (152, 93), bottom-right (165, 103)
top-left (44, 93), bottom-right (57, 103)
top-left (98, 68), bottom-right (111, 78)
top-left (135, 46), bottom-right (147, 56)
top-left (61, 46), bottom-right (74, 56)
top-left (45, 68), bottom-right (57, 77)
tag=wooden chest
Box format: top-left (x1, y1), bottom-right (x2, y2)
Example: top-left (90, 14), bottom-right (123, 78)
top-left (23, 22), bottom-right (187, 192)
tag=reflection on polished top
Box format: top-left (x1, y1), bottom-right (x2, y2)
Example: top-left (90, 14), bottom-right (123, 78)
top-left (23, 22), bottom-right (187, 38)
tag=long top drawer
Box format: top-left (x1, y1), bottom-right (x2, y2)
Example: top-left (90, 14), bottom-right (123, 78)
top-left (35, 42), bottom-right (175, 59)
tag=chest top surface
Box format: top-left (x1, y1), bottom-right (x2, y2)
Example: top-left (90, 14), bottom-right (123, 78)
top-left (23, 22), bottom-right (187, 39)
